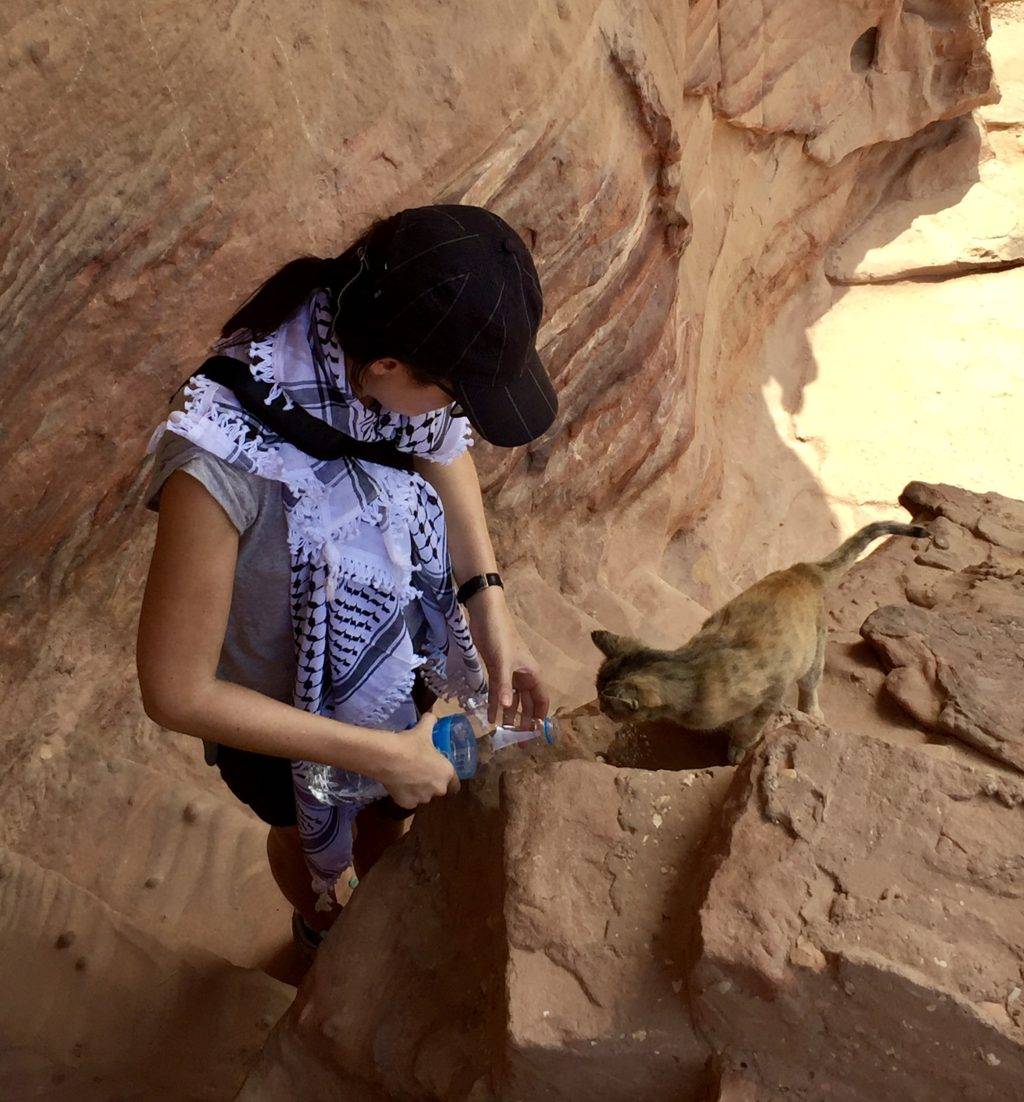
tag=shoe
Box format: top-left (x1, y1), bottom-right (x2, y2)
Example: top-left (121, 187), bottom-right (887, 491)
top-left (291, 909), bottom-right (326, 954)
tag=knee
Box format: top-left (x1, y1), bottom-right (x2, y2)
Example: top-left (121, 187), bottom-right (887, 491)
top-left (352, 805), bottom-right (410, 878)
top-left (266, 824), bottom-right (302, 868)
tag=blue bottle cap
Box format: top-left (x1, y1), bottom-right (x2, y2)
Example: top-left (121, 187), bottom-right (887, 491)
top-left (432, 714), bottom-right (479, 780)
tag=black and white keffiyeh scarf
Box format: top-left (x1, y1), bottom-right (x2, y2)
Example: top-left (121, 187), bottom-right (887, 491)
top-left (147, 289), bottom-right (487, 896)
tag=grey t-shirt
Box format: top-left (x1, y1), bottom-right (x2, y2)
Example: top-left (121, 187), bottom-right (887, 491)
top-left (144, 414), bottom-right (433, 720)
top-left (145, 429), bottom-right (297, 705)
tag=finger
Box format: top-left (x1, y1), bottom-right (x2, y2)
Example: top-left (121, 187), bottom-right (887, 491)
top-left (492, 684), bottom-right (513, 725)
top-left (504, 690), bottom-right (521, 729)
top-left (519, 687), bottom-right (537, 731)
top-left (531, 682), bottom-right (551, 722)
top-left (495, 664), bottom-right (514, 712)
top-left (446, 774), bottom-right (461, 796)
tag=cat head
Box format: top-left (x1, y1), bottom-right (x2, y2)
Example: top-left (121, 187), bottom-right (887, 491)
top-left (591, 630), bottom-right (693, 723)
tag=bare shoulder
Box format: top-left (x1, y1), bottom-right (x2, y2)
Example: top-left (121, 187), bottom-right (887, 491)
top-left (150, 469), bottom-right (240, 578)
top-left (138, 469), bottom-right (241, 721)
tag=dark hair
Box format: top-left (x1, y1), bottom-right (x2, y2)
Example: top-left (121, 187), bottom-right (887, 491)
top-left (216, 254), bottom-right (339, 344)
top-left (214, 218), bottom-right (440, 393)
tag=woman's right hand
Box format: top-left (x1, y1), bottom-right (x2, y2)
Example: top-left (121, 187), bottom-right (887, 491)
top-left (379, 711), bottom-right (458, 810)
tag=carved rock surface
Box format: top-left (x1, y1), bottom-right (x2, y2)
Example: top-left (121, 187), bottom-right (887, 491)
top-left (0, 846), bottom-right (290, 1100)
top-left (860, 482), bottom-right (1024, 773)
top-left (243, 752), bottom-right (735, 1101)
top-left (245, 717), bottom-right (1024, 1101)
top-left (693, 722), bottom-right (1024, 1102)
top-left (502, 761), bottom-right (733, 1102)
top-left (0, 0), bottom-right (999, 749)
top-left (711, 0), bottom-right (993, 166)
top-left (239, 787), bottom-right (507, 1102)
top-left (790, 0), bottom-right (1024, 554)
top-left (825, 4), bottom-right (1023, 282)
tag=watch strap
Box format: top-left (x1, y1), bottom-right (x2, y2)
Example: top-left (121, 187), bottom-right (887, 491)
top-left (456, 572), bottom-right (504, 605)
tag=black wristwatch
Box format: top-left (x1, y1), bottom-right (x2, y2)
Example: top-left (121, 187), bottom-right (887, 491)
top-left (456, 572), bottom-right (504, 605)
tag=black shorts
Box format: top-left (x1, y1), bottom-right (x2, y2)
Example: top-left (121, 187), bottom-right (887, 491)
top-left (216, 744), bottom-right (298, 828)
top-left (213, 676), bottom-right (437, 828)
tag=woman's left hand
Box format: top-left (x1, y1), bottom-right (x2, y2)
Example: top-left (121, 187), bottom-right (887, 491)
top-left (466, 587), bottom-right (550, 729)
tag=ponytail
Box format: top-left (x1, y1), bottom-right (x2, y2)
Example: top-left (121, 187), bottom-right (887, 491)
top-left (215, 216), bottom-right (393, 347)
top-left (211, 214), bottom-right (437, 390)
top-left (216, 256), bottom-right (334, 345)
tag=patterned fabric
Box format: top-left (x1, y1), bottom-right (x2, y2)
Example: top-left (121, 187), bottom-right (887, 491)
top-left (147, 289), bottom-right (487, 897)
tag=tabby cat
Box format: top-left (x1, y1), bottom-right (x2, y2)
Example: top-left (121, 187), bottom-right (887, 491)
top-left (593, 521), bottom-right (929, 762)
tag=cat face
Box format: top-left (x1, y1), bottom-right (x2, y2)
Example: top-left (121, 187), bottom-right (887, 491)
top-left (592, 630), bottom-right (678, 722)
top-left (597, 678), bottom-right (654, 720)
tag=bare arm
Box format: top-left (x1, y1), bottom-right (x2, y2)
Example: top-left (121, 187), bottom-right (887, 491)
top-left (415, 449), bottom-right (549, 726)
top-left (136, 469), bottom-right (454, 806)
top-left (414, 450), bottom-right (497, 583)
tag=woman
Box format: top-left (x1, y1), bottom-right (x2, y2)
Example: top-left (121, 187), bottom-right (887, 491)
top-left (136, 204), bottom-right (556, 950)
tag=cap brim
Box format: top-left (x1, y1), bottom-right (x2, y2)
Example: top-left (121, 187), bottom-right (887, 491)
top-left (452, 350), bottom-right (558, 447)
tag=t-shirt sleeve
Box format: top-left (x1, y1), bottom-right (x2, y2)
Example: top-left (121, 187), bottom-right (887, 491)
top-left (145, 430), bottom-right (261, 534)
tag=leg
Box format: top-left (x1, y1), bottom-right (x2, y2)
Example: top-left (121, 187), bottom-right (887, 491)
top-left (267, 825), bottom-right (342, 934)
top-left (352, 802), bottom-right (413, 880)
top-left (727, 695), bottom-right (784, 764)
top-left (797, 622), bottom-right (826, 721)
top-left (267, 801), bottom-right (406, 944)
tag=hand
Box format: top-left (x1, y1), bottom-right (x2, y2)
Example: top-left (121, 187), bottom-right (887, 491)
top-left (466, 588), bottom-right (550, 729)
top-left (379, 711), bottom-right (459, 810)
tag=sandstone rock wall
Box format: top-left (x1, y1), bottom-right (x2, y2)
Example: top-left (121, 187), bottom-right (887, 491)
top-left (0, 0), bottom-right (997, 767)
top-left (694, 725), bottom-right (1024, 1101)
top-left (861, 482), bottom-right (1024, 771)
top-left (762, 0), bottom-right (1024, 547)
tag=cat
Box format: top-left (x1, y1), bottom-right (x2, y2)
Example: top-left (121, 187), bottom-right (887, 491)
top-left (592, 521), bottom-right (929, 763)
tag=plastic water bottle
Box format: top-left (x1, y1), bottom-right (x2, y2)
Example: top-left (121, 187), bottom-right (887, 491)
top-left (303, 714), bottom-right (481, 805)
top-left (302, 763), bottom-right (387, 804)
top-left (463, 693), bottom-right (558, 754)
top-left (435, 713), bottom-right (559, 774)
top-left (431, 714), bottom-right (479, 779)
top-left (490, 716), bottom-right (558, 752)
top-left (304, 710), bottom-right (558, 805)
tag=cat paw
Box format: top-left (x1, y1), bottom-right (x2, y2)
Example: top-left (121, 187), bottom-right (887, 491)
top-left (796, 700), bottom-right (825, 723)
top-left (727, 741), bottom-right (756, 765)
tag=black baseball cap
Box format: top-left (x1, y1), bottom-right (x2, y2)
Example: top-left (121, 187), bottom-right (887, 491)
top-left (334, 204), bottom-right (558, 447)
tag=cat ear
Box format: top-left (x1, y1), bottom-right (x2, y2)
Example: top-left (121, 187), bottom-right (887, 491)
top-left (591, 630), bottom-right (640, 659)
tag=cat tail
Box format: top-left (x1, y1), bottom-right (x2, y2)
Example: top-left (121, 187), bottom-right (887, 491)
top-left (815, 521), bottom-right (930, 580)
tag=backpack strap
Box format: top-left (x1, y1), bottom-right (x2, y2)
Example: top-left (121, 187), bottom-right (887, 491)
top-left (193, 355), bottom-right (415, 472)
